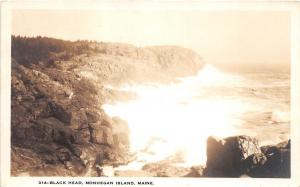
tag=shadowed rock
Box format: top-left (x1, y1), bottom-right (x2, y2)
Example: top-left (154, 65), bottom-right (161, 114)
top-left (250, 140), bottom-right (290, 178)
top-left (204, 136), bottom-right (290, 178)
top-left (241, 152), bottom-right (267, 176)
top-left (204, 135), bottom-right (261, 177)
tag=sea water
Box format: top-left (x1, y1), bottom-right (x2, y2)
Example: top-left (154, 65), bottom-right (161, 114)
top-left (103, 64), bottom-right (290, 168)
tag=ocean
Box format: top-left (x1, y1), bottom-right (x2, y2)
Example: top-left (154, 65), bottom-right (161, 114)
top-left (103, 64), bottom-right (290, 167)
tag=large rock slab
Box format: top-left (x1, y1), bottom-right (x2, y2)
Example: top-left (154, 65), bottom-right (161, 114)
top-left (204, 135), bottom-right (290, 178)
top-left (204, 135), bottom-right (261, 177)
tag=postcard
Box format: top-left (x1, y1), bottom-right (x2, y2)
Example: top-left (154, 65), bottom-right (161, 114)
top-left (1, 1), bottom-right (300, 187)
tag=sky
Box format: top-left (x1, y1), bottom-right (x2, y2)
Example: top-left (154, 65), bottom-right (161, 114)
top-left (12, 10), bottom-right (290, 66)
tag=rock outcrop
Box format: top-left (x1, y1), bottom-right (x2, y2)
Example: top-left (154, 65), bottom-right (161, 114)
top-left (251, 140), bottom-right (290, 177)
top-left (13, 36), bottom-right (289, 178)
top-left (204, 136), bottom-right (290, 178)
top-left (11, 36), bottom-right (204, 176)
top-left (204, 135), bottom-right (261, 177)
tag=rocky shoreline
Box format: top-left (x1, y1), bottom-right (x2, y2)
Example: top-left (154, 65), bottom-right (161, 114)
top-left (11, 36), bottom-right (290, 177)
top-left (113, 136), bottom-right (290, 178)
top-left (11, 36), bottom-right (203, 176)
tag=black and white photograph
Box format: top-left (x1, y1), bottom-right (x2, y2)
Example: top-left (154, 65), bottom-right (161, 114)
top-left (1, 1), bottom-right (300, 187)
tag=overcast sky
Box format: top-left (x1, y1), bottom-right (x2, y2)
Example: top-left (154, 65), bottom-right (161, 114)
top-left (12, 10), bottom-right (290, 65)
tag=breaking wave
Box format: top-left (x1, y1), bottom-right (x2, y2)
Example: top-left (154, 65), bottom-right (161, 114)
top-left (103, 64), bottom-right (290, 167)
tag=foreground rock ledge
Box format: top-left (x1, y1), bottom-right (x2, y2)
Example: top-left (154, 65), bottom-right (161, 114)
top-left (204, 135), bottom-right (290, 178)
top-left (125, 135), bottom-right (290, 178)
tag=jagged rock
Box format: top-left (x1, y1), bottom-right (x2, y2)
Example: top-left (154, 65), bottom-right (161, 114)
top-left (241, 152), bottom-right (267, 176)
top-left (204, 135), bottom-right (261, 177)
top-left (251, 140), bottom-right (290, 178)
top-left (204, 136), bottom-right (290, 178)
top-left (89, 123), bottom-right (114, 146)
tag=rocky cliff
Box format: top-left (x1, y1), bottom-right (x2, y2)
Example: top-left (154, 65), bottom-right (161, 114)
top-left (11, 36), bottom-right (204, 176)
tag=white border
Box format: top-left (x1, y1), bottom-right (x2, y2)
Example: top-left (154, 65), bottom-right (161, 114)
top-left (1, 1), bottom-right (11, 187)
top-left (1, 1), bottom-right (300, 187)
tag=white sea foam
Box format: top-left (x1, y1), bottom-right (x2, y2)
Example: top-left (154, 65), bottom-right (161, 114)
top-left (271, 109), bottom-right (290, 123)
top-left (103, 64), bottom-right (290, 167)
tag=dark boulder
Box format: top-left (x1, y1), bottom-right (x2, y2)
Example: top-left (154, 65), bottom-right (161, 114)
top-left (204, 135), bottom-right (261, 177)
top-left (241, 152), bottom-right (268, 177)
top-left (204, 135), bottom-right (290, 178)
top-left (249, 140), bottom-right (290, 178)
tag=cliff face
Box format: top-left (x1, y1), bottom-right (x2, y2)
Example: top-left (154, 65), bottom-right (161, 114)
top-left (11, 36), bottom-right (204, 176)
